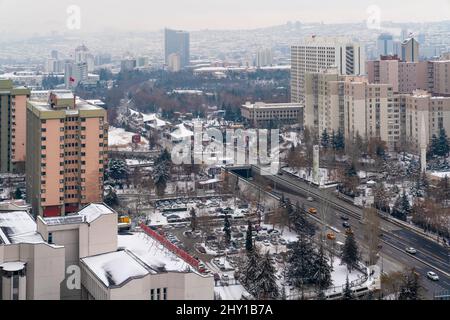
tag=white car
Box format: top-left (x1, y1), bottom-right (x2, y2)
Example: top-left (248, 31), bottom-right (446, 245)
top-left (405, 247), bottom-right (417, 254)
top-left (307, 197), bottom-right (314, 202)
top-left (427, 271), bottom-right (439, 281)
top-left (263, 240), bottom-right (270, 246)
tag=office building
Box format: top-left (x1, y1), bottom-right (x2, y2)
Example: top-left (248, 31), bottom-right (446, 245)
top-left (26, 91), bottom-right (108, 217)
top-left (240, 102), bottom-right (303, 128)
top-left (377, 33), bottom-right (395, 57)
top-left (401, 37), bottom-right (420, 62)
top-left (64, 61), bottom-right (88, 88)
top-left (291, 36), bottom-right (365, 104)
top-left (0, 80), bottom-right (31, 173)
top-left (164, 28), bottom-right (190, 68)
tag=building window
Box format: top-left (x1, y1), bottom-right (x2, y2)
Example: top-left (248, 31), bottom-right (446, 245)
top-left (163, 288), bottom-right (167, 300)
top-left (156, 288), bottom-right (160, 300)
top-left (150, 289), bottom-right (155, 300)
top-left (48, 232), bottom-right (53, 244)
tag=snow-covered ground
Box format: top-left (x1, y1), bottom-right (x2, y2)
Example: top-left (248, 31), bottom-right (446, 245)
top-left (215, 284), bottom-right (250, 300)
top-left (108, 126), bottom-right (149, 152)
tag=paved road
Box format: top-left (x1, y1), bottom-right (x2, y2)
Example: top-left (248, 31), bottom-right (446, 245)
top-left (246, 166), bottom-right (450, 299)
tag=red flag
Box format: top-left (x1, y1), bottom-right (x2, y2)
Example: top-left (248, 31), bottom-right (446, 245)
top-left (69, 76), bottom-right (75, 83)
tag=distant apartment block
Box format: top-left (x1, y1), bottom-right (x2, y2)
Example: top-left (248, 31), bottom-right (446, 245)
top-left (367, 55), bottom-right (450, 95)
top-left (255, 48), bottom-right (273, 67)
top-left (291, 36), bottom-right (365, 104)
top-left (405, 90), bottom-right (450, 152)
top-left (241, 102), bottom-right (303, 128)
top-left (26, 91), bottom-right (108, 217)
top-left (0, 80), bottom-right (30, 173)
top-left (164, 28), bottom-right (190, 69)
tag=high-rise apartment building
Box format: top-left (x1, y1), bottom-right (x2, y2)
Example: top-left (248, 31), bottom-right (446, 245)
top-left (255, 48), bottom-right (273, 67)
top-left (0, 79), bottom-right (31, 173)
top-left (26, 91), bottom-right (108, 217)
top-left (304, 72), bottom-right (403, 150)
top-left (405, 90), bottom-right (450, 152)
top-left (164, 28), bottom-right (190, 69)
top-left (291, 36), bottom-right (365, 104)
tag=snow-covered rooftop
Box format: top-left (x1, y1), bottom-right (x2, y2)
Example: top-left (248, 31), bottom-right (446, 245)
top-left (81, 232), bottom-right (199, 288)
top-left (81, 250), bottom-right (148, 287)
top-left (0, 211), bottom-right (44, 245)
top-left (78, 203), bottom-right (115, 223)
top-left (170, 123), bottom-right (194, 140)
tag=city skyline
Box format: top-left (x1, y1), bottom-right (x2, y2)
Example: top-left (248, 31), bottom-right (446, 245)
top-left (0, 0), bottom-right (449, 36)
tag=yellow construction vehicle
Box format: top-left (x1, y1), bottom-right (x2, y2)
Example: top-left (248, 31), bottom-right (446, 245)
top-left (118, 215), bottom-right (131, 231)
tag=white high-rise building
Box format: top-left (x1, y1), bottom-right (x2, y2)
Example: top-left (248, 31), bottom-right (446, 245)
top-left (291, 36), bottom-right (365, 104)
top-left (255, 48), bottom-right (273, 67)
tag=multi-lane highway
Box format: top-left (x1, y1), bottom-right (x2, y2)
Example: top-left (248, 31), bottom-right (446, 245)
top-left (244, 165), bottom-right (450, 299)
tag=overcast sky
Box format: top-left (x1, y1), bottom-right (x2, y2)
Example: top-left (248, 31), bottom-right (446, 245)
top-left (1, 0), bottom-right (449, 34)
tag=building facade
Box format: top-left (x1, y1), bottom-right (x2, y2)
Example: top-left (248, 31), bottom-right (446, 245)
top-left (240, 102), bottom-right (303, 128)
top-left (26, 91), bottom-right (108, 217)
top-left (291, 36), bottom-right (365, 104)
top-left (0, 80), bottom-right (31, 173)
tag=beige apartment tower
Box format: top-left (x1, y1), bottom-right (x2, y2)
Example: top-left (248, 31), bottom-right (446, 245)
top-left (26, 91), bottom-right (108, 217)
top-left (0, 80), bottom-right (31, 173)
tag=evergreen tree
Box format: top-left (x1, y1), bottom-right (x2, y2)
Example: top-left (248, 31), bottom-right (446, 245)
top-left (392, 192), bottom-right (410, 221)
top-left (429, 134), bottom-right (439, 157)
top-left (245, 220), bottom-right (254, 253)
top-left (398, 269), bottom-right (422, 300)
top-left (333, 129), bottom-right (345, 151)
top-left (108, 159), bottom-right (129, 181)
top-left (190, 208), bottom-right (197, 231)
top-left (288, 235), bottom-right (316, 288)
top-left (342, 276), bottom-right (355, 300)
top-left (104, 188), bottom-right (119, 207)
top-left (223, 214), bottom-right (231, 245)
top-left (341, 233), bottom-right (360, 272)
top-left (292, 202), bottom-right (316, 236)
top-left (346, 162), bottom-right (357, 177)
top-left (241, 249), bottom-right (261, 291)
top-left (437, 127), bottom-right (450, 157)
top-left (252, 252), bottom-right (280, 300)
top-left (14, 187), bottom-right (23, 200)
top-left (321, 129), bottom-right (330, 148)
top-left (152, 161), bottom-right (170, 196)
top-left (314, 245), bottom-right (333, 291)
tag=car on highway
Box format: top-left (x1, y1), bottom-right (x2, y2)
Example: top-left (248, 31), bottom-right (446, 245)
top-left (405, 247), bottom-right (417, 254)
top-left (342, 221), bottom-right (350, 228)
top-left (426, 271), bottom-right (439, 281)
top-left (340, 215), bottom-right (349, 221)
top-left (307, 197), bottom-right (314, 202)
top-left (308, 207), bottom-right (317, 214)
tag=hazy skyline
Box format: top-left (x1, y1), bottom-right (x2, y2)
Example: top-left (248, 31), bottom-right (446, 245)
top-left (0, 0), bottom-right (449, 35)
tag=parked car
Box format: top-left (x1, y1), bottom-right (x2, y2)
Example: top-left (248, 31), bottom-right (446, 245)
top-left (342, 221), bottom-right (350, 228)
top-left (427, 271), bottom-right (439, 281)
top-left (327, 232), bottom-right (336, 240)
top-left (263, 240), bottom-right (270, 246)
top-left (279, 238), bottom-right (287, 245)
top-left (405, 247), bottom-right (417, 254)
top-left (308, 207), bottom-right (317, 214)
top-left (340, 215), bottom-right (350, 221)
top-left (307, 197), bottom-right (314, 202)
